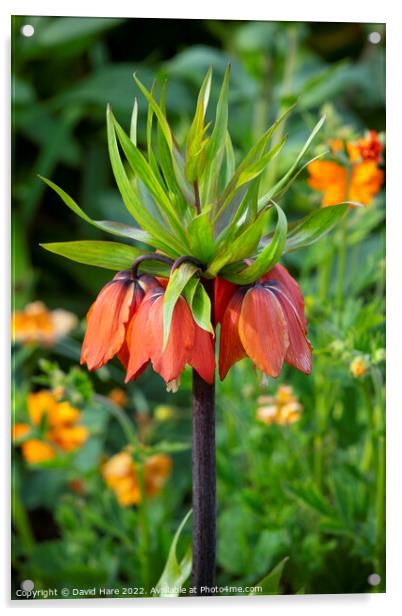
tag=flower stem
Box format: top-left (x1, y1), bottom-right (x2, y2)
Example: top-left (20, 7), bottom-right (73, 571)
top-left (137, 466), bottom-right (150, 594)
top-left (192, 370), bottom-right (216, 594)
top-left (371, 367), bottom-right (385, 587)
top-left (335, 216), bottom-right (348, 315)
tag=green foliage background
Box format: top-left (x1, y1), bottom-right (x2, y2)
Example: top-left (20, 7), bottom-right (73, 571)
top-left (12, 16), bottom-right (385, 598)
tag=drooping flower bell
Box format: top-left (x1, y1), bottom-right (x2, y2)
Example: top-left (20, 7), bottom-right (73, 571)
top-left (80, 270), bottom-right (150, 371)
top-left (217, 263), bottom-right (312, 380)
top-left (124, 282), bottom-right (215, 390)
top-left (80, 258), bottom-right (216, 390)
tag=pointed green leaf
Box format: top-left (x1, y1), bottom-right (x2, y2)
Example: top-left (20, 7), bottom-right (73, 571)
top-left (223, 130), bottom-right (236, 187)
top-left (40, 240), bottom-right (142, 271)
top-left (133, 73), bottom-right (173, 151)
top-left (111, 110), bottom-right (189, 248)
top-left (223, 204), bottom-right (287, 283)
top-left (272, 151), bottom-right (327, 202)
top-left (214, 105), bottom-right (295, 222)
top-left (185, 68), bottom-right (213, 182)
top-left (39, 176), bottom-right (153, 245)
top-left (163, 262), bottom-right (200, 348)
top-left (187, 211), bottom-right (216, 262)
top-left (208, 208), bottom-right (269, 276)
top-left (156, 83), bottom-right (188, 216)
top-left (184, 279), bottom-right (214, 334)
top-left (106, 106), bottom-right (181, 254)
top-left (258, 115), bottom-right (325, 208)
top-left (172, 141), bottom-right (196, 207)
top-left (155, 510), bottom-right (192, 597)
top-left (249, 557), bottom-right (289, 595)
top-left (130, 97), bottom-right (138, 145)
top-left (201, 65), bottom-right (231, 203)
top-left (237, 135), bottom-right (287, 186)
top-left (205, 65), bottom-right (230, 164)
top-left (284, 203), bottom-right (350, 252)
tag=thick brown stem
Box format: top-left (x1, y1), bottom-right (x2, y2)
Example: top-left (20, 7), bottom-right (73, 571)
top-left (192, 369), bottom-right (216, 595)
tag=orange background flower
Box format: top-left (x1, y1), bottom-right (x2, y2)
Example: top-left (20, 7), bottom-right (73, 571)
top-left (102, 450), bottom-right (172, 507)
top-left (307, 131), bottom-right (384, 207)
top-left (13, 390), bottom-right (89, 463)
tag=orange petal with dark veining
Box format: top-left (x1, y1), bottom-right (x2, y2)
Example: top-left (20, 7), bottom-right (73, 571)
top-left (80, 273), bottom-right (135, 371)
top-left (219, 289), bottom-right (247, 380)
top-left (125, 290), bottom-right (156, 382)
top-left (262, 263), bottom-right (307, 331)
top-left (190, 325), bottom-right (215, 384)
top-left (147, 295), bottom-right (195, 383)
top-left (239, 286), bottom-right (289, 377)
top-left (214, 277), bottom-right (237, 325)
top-left (272, 287), bottom-right (312, 374)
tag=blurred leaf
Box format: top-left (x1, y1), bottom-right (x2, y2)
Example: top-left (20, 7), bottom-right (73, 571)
top-left (55, 64), bottom-right (153, 116)
top-left (298, 61), bottom-right (352, 110)
top-left (155, 509), bottom-right (192, 597)
top-left (21, 17), bottom-right (124, 59)
top-left (287, 482), bottom-right (336, 519)
top-left (164, 45), bottom-right (258, 100)
top-left (250, 556), bottom-right (289, 595)
top-left (12, 76), bottom-right (36, 105)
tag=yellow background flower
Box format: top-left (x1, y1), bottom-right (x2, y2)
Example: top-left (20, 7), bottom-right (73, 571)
top-left (12, 301), bottom-right (77, 345)
top-left (257, 385), bottom-right (303, 426)
top-left (102, 450), bottom-right (172, 507)
top-left (13, 390), bottom-right (89, 463)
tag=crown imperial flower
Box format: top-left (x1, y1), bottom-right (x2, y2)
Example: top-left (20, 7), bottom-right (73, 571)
top-left (218, 263), bottom-right (312, 380)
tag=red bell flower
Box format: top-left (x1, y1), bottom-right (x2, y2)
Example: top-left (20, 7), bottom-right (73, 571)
top-left (80, 270), bottom-right (147, 371)
top-left (124, 283), bottom-right (215, 389)
top-left (218, 263), bottom-right (312, 380)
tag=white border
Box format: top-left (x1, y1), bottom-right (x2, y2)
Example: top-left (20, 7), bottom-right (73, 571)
top-left (2, 1), bottom-right (401, 613)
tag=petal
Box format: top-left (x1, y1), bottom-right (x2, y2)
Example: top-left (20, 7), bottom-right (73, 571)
top-left (80, 276), bottom-right (135, 370)
top-left (22, 439), bottom-right (56, 463)
top-left (349, 162), bottom-right (384, 205)
top-left (307, 161), bottom-right (347, 206)
top-left (117, 283), bottom-right (146, 369)
top-left (218, 289), bottom-right (247, 380)
top-left (262, 263), bottom-right (307, 332)
top-left (190, 326), bottom-right (216, 384)
top-left (28, 391), bottom-right (56, 426)
top-left (239, 286), bottom-right (289, 378)
top-left (125, 290), bottom-right (156, 382)
top-left (307, 160), bottom-right (346, 187)
top-left (214, 277), bottom-right (237, 325)
top-left (147, 295), bottom-right (195, 383)
top-left (271, 287), bottom-right (312, 374)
